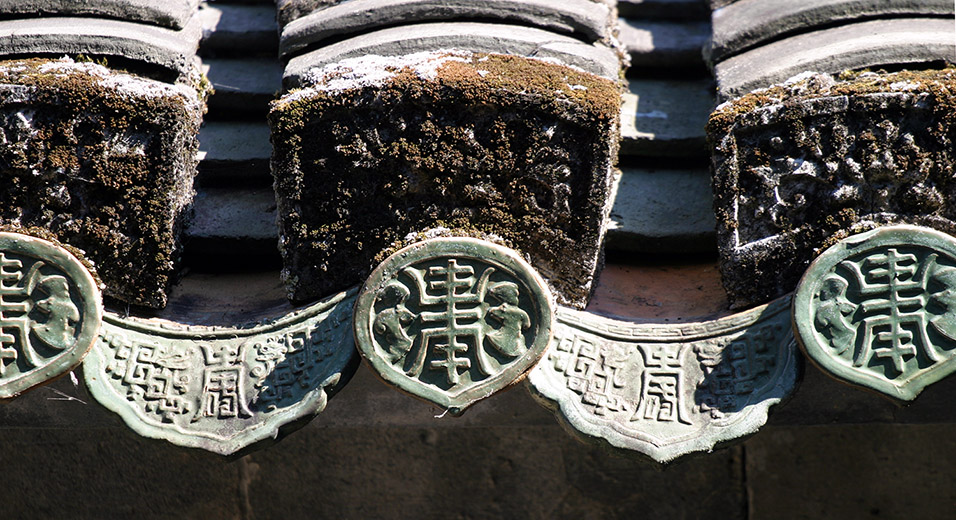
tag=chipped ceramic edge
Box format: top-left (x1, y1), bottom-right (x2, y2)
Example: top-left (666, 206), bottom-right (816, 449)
top-left (84, 289), bottom-right (358, 456)
top-left (528, 295), bottom-right (798, 463)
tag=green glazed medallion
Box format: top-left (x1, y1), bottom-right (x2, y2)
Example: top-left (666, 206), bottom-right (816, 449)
top-left (794, 225), bottom-right (956, 400)
top-left (84, 290), bottom-right (358, 456)
top-left (354, 237), bottom-right (554, 415)
top-left (0, 232), bottom-right (101, 398)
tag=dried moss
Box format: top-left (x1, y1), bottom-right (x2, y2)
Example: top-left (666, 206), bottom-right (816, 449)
top-left (0, 223), bottom-right (102, 289)
top-left (707, 68), bottom-right (956, 308)
top-left (270, 52), bottom-right (621, 307)
top-left (0, 58), bottom-right (202, 308)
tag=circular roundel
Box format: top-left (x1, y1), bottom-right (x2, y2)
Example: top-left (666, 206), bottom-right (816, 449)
top-left (793, 224), bottom-right (956, 401)
top-left (0, 232), bottom-right (102, 398)
top-left (353, 237), bottom-right (554, 414)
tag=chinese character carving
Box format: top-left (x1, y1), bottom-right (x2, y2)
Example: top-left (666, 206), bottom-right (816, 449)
top-left (528, 295), bottom-right (797, 463)
top-left (794, 225), bottom-right (956, 400)
top-left (638, 344), bottom-right (691, 424)
top-left (85, 290), bottom-right (358, 455)
top-left (0, 232), bottom-right (101, 398)
top-left (354, 237), bottom-right (554, 415)
top-left (695, 323), bottom-right (780, 420)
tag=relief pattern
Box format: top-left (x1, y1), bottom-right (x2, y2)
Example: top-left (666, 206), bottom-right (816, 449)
top-left (794, 225), bottom-right (956, 400)
top-left (354, 238), bottom-right (553, 414)
top-left (528, 295), bottom-right (797, 463)
top-left (85, 290), bottom-right (358, 455)
top-left (0, 232), bottom-right (100, 398)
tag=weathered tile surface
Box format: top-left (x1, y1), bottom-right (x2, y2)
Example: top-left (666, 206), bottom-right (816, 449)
top-left (272, 51), bottom-right (620, 309)
top-left (619, 0), bottom-right (709, 19)
top-left (620, 78), bottom-right (713, 157)
top-left (708, 0), bottom-right (953, 63)
top-left (712, 17), bottom-right (955, 101)
top-left (0, 0), bottom-right (200, 30)
top-left (0, 14), bottom-right (203, 79)
top-left (283, 23), bottom-right (623, 88)
top-left (618, 18), bottom-right (710, 69)
top-left (198, 3), bottom-right (278, 56)
top-left (708, 69), bottom-right (956, 309)
top-left (202, 58), bottom-right (282, 115)
top-left (197, 121), bottom-right (272, 179)
top-left (188, 187), bottom-right (277, 241)
top-left (0, 59), bottom-right (204, 308)
top-left (279, 0), bottom-right (617, 56)
top-left (607, 168), bottom-right (715, 252)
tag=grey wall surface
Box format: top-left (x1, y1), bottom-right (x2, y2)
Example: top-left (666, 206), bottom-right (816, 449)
top-left (2, 364), bottom-right (955, 519)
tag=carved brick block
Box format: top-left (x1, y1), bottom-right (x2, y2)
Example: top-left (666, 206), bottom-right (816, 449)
top-left (270, 51), bottom-right (621, 309)
top-left (708, 69), bottom-right (956, 308)
top-left (0, 58), bottom-right (205, 307)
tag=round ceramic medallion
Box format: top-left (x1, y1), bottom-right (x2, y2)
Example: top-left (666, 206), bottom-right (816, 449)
top-left (793, 225), bottom-right (956, 400)
top-left (0, 232), bottom-right (101, 398)
top-left (354, 237), bottom-right (553, 414)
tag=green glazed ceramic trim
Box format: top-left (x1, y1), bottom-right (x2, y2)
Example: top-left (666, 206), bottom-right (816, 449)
top-left (0, 232), bottom-right (101, 398)
top-left (793, 224), bottom-right (956, 401)
top-left (354, 237), bottom-right (554, 415)
top-left (527, 294), bottom-right (798, 464)
top-left (84, 289), bottom-right (358, 456)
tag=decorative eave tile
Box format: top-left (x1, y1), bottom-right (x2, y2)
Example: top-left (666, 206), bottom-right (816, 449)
top-left (0, 231), bottom-right (101, 398)
top-left (84, 289), bottom-right (359, 456)
top-left (794, 225), bottom-right (956, 401)
top-left (528, 295), bottom-right (798, 463)
top-left (354, 237), bottom-right (554, 415)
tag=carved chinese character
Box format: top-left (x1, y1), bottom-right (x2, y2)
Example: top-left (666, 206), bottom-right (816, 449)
top-left (0, 232), bottom-right (101, 398)
top-left (354, 237), bottom-right (554, 415)
top-left (85, 290), bottom-right (358, 456)
top-left (528, 295), bottom-right (797, 463)
top-left (794, 225), bottom-right (956, 400)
